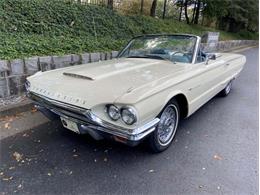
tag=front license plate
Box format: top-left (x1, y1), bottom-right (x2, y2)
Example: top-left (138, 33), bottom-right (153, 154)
top-left (60, 117), bottom-right (80, 134)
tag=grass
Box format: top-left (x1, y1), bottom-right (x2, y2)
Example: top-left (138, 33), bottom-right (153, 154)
top-left (0, 0), bottom-right (258, 60)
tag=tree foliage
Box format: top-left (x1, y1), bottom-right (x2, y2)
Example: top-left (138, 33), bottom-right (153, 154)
top-left (1, 0), bottom-right (254, 60)
top-left (203, 0), bottom-right (259, 32)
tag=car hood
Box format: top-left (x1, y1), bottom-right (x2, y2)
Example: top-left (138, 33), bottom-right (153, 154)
top-left (28, 58), bottom-right (185, 108)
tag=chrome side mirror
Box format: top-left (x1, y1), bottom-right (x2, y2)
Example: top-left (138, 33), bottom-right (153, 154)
top-left (205, 53), bottom-right (216, 65)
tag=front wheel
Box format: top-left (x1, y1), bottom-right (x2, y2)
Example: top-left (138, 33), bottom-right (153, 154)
top-left (148, 99), bottom-right (180, 153)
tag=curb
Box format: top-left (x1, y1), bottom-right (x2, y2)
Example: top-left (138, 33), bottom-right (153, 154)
top-left (0, 98), bottom-right (34, 117)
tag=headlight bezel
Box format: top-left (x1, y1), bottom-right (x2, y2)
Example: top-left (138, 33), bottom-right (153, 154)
top-left (105, 104), bottom-right (137, 125)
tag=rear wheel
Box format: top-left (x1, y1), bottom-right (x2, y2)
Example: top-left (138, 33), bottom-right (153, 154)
top-left (219, 80), bottom-right (232, 97)
top-left (148, 99), bottom-right (180, 153)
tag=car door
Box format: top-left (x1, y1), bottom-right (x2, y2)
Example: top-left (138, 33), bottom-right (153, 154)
top-left (186, 49), bottom-right (226, 115)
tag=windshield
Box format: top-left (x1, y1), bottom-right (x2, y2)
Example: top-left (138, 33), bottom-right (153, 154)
top-left (119, 35), bottom-right (197, 63)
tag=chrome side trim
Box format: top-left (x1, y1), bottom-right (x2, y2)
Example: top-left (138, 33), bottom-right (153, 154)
top-left (29, 92), bottom-right (159, 141)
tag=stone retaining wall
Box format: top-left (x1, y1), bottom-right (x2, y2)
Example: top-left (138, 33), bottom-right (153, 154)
top-left (201, 40), bottom-right (258, 52)
top-left (0, 40), bottom-right (258, 98)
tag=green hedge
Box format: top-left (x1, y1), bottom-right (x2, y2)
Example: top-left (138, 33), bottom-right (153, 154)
top-left (0, 0), bottom-right (257, 59)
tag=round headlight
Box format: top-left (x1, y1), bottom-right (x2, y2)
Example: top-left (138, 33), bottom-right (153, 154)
top-left (121, 107), bottom-right (137, 125)
top-left (107, 105), bottom-right (120, 121)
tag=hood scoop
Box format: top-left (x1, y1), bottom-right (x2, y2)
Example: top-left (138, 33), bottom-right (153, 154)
top-left (63, 72), bottom-right (94, 80)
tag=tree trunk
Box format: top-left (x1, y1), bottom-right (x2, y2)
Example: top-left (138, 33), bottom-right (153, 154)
top-left (107, 0), bottom-right (113, 10)
top-left (184, 0), bottom-right (190, 24)
top-left (194, 0), bottom-right (201, 24)
top-left (150, 0), bottom-right (157, 17)
top-left (179, 0), bottom-right (183, 21)
top-left (201, 13), bottom-right (204, 25)
top-left (162, 0), bottom-right (167, 19)
top-left (140, 0), bottom-right (144, 14)
top-left (191, 0), bottom-right (197, 23)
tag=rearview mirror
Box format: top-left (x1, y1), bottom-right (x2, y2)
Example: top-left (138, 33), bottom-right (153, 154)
top-left (205, 53), bottom-right (216, 65)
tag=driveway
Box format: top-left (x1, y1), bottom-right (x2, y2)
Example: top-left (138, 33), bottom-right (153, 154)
top-left (0, 47), bottom-right (258, 195)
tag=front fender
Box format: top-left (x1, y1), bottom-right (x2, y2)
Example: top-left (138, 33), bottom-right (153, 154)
top-left (134, 89), bottom-right (188, 127)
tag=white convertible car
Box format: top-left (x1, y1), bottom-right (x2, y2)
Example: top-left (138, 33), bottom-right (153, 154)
top-left (26, 34), bottom-right (246, 152)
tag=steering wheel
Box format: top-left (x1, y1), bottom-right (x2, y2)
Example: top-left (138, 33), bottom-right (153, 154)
top-left (171, 51), bottom-right (191, 63)
top-left (171, 51), bottom-right (187, 56)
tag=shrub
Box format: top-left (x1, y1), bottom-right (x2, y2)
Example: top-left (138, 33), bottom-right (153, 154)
top-left (0, 0), bottom-right (257, 59)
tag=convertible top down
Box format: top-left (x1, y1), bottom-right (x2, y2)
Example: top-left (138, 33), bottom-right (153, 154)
top-left (26, 34), bottom-right (246, 152)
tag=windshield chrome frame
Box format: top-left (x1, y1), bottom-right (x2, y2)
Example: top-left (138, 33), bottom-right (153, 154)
top-left (117, 34), bottom-right (201, 64)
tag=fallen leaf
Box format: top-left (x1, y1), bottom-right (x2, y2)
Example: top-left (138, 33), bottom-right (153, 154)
top-left (0, 172), bottom-right (4, 176)
top-left (69, 171), bottom-right (73, 175)
top-left (9, 167), bottom-right (15, 170)
top-left (199, 185), bottom-right (203, 188)
top-left (22, 133), bottom-right (29, 137)
top-left (103, 158), bottom-right (108, 162)
top-left (94, 159), bottom-right (97, 162)
top-left (202, 167), bottom-right (206, 170)
top-left (214, 154), bottom-right (222, 160)
top-left (4, 123), bottom-right (10, 129)
top-left (47, 173), bottom-right (52, 176)
top-left (2, 178), bottom-right (9, 181)
top-left (73, 154), bottom-right (78, 158)
top-left (148, 169), bottom-right (154, 173)
top-left (217, 186), bottom-right (221, 190)
top-left (13, 152), bottom-right (23, 162)
top-left (17, 184), bottom-right (22, 189)
top-left (31, 107), bottom-right (37, 113)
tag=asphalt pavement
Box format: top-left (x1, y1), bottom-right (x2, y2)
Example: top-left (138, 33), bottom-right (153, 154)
top-left (0, 47), bottom-right (258, 195)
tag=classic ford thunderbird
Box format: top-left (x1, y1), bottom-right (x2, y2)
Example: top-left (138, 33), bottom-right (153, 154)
top-left (26, 34), bottom-right (246, 152)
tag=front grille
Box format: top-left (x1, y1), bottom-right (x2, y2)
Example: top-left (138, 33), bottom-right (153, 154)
top-left (30, 92), bottom-right (93, 124)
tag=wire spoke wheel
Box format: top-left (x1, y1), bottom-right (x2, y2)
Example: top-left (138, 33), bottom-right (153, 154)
top-left (225, 81), bottom-right (232, 94)
top-left (157, 104), bottom-right (178, 146)
top-left (149, 100), bottom-right (180, 153)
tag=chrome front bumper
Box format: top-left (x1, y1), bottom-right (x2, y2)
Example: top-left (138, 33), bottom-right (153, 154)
top-left (28, 92), bottom-right (159, 143)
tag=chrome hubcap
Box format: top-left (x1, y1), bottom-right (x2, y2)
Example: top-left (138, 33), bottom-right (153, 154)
top-left (157, 104), bottom-right (178, 146)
